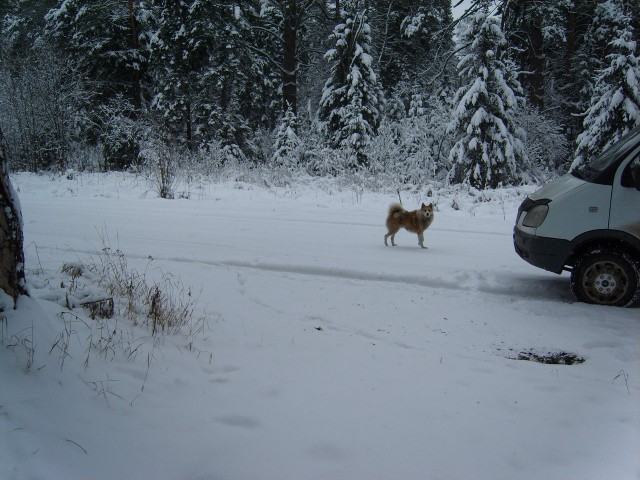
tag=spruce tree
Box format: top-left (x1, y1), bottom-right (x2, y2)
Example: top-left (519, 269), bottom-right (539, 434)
top-left (44, 0), bottom-right (152, 168)
top-left (44, 1), bottom-right (149, 109)
top-left (500, 0), bottom-right (562, 109)
top-left (396, 1), bottom-right (455, 95)
top-left (402, 93), bottom-right (431, 180)
top-left (361, 0), bottom-right (453, 94)
top-left (151, 0), bottom-right (212, 149)
top-left (574, 0), bottom-right (640, 167)
top-left (318, 10), bottom-right (383, 168)
top-left (271, 106), bottom-right (301, 169)
top-left (563, 3), bottom-right (611, 131)
top-left (447, 8), bottom-right (527, 189)
top-left (150, 1), bottom-right (268, 159)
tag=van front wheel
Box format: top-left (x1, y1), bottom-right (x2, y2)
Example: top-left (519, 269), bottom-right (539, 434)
top-left (570, 249), bottom-right (639, 307)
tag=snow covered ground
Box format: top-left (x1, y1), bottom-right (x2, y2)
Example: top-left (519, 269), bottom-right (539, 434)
top-left (1, 172), bottom-right (639, 480)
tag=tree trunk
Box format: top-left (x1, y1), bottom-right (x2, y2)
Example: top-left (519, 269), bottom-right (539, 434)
top-left (527, 12), bottom-right (545, 110)
top-left (282, 0), bottom-right (298, 114)
top-left (0, 127), bottom-right (27, 310)
top-left (127, 0), bottom-right (143, 109)
top-left (564, 0), bottom-right (577, 77)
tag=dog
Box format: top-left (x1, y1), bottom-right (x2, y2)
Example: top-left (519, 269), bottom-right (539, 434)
top-left (384, 203), bottom-right (434, 249)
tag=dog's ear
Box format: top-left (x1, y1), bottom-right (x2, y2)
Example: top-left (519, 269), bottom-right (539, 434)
top-left (421, 203), bottom-right (426, 208)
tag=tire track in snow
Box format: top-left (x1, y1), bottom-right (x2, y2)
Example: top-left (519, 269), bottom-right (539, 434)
top-left (28, 240), bottom-right (567, 302)
top-left (168, 257), bottom-right (569, 302)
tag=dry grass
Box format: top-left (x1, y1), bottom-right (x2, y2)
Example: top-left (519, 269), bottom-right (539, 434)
top-left (85, 241), bottom-right (205, 337)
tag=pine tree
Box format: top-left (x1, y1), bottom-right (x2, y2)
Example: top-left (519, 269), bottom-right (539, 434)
top-left (362, 1), bottom-right (430, 91)
top-left (44, 0), bottom-right (152, 168)
top-left (150, 1), bottom-right (268, 158)
top-left (574, 0), bottom-right (640, 166)
top-left (245, 1), bottom-right (282, 128)
top-left (567, 0), bottom-right (619, 138)
top-left (402, 93), bottom-right (431, 178)
top-left (271, 106), bottom-right (301, 168)
top-left (501, 0), bottom-right (560, 109)
top-left (396, 0), bottom-right (455, 95)
top-left (447, 8), bottom-right (527, 189)
top-left (150, 0), bottom-right (212, 149)
top-left (501, 0), bottom-right (599, 144)
top-left (318, 10), bottom-right (383, 168)
top-left (44, 1), bottom-right (149, 109)
top-left (1, 0), bottom-right (52, 57)
top-left (568, 11), bottom-right (598, 121)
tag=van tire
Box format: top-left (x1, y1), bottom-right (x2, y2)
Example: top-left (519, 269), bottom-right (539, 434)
top-left (570, 248), bottom-right (639, 307)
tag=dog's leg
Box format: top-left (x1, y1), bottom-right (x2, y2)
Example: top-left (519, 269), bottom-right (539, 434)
top-left (418, 232), bottom-right (427, 249)
top-left (385, 232), bottom-right (396, 246)
top-left (385, 226), bottom-right (399, 246)
top-left (384, 233), bottom-right (396, 246)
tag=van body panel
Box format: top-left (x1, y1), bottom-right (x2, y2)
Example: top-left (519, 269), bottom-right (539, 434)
top-left (569, 229), bottom-right (640, 257)
top-left (528, 174), bottom-right (584, 203)
top-left (513, 228), bottom-right (571, 273)
top-left (529, 182), bottom-right (612, 241)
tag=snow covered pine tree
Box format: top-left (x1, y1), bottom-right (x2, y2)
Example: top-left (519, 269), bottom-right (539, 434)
top-left (0, 127), bottom-right (27, 311)
top-left (447, 8), bottom-right (527, 189)
top-left (272, 106), bottom-right (302, 169)
top-left (573, 0), bottom-right (640, 168)
top-left (318, 10), bottom-right (383, 169)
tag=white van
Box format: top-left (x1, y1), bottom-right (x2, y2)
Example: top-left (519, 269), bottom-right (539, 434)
top-left (514, 126), bottom-right (640, 307)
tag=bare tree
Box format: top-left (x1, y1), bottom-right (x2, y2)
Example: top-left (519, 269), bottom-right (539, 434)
top-left (0, 46), bottom-right (88, 171)
top-left (0, 126), bottom-right (27, 309)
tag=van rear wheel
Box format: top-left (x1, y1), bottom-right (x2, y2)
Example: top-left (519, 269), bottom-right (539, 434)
top-left (570, 249), bottom-right (639, 307)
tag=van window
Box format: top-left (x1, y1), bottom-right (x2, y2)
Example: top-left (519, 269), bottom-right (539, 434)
top-left (622, 156), bottom-right (640, 188)
top-left (571, 127), bottom-right (640, 185)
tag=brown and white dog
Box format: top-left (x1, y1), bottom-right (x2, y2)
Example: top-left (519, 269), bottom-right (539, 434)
top-left (384, 203), bottom-right (434, 249)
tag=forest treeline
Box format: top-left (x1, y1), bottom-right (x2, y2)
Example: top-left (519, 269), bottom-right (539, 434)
top-left (1, 0), bottom-right (639, 190)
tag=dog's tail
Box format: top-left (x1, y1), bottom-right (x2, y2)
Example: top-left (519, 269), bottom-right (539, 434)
top-left (388, 203), bottom-right (404, 218)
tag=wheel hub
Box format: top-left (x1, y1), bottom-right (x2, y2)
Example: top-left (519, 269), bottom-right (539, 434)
top-left (583, 261), bottom-right (629, 304)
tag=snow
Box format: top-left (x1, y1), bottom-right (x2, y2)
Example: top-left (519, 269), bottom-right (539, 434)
top-left (0, 289), bottom-right (14, 311)
top-left (1, 172), bottom-right (639, 480)
top-left (452, 0), bottom-right (472, 20)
